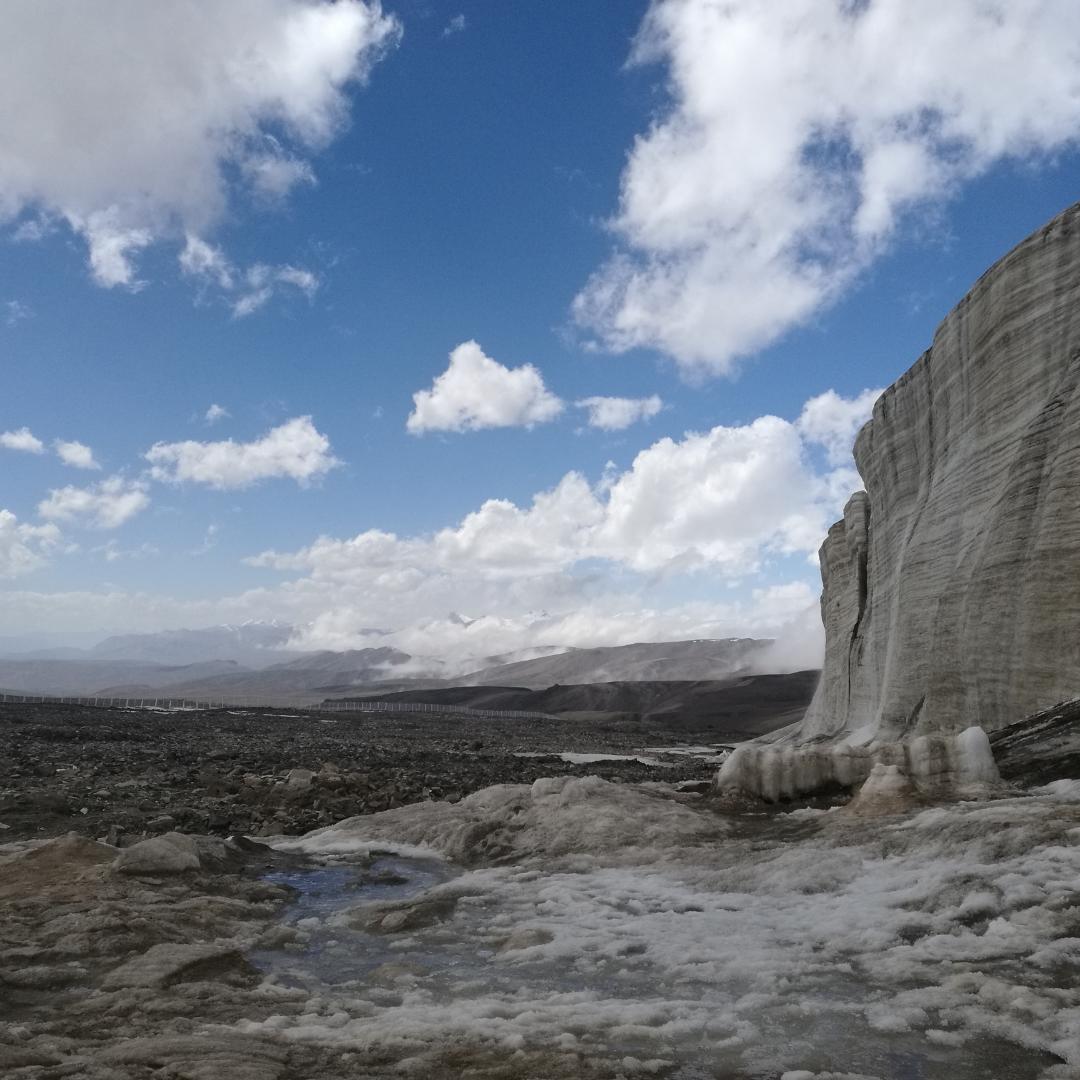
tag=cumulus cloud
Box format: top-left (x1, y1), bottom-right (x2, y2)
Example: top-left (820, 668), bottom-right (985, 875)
top-left (574, 0), bottom-right (1080, 375)
top-left (0, 427), bottom-right (45, 454)
top-left (0, 510), bottom-right (61, 578)
top-left (54, 439), bottom-right (100, 470)
top-left (408, 341), bottom-right (565, 434)
top-left (145, 415), bottom-right (341, 489)
top-left (240, 386), bottom-right (878, 659)
top-left (0, 1), bottom-right (399, 289)
top-left (797, 387), bottom-right (882, 465)
top-left (204, 403), bottom-right (231, 425)
top-left (576, 394), bottom-right (663, 431)
top-left (37, 476), bottom-right (150, 529)
top-left (3, 387), bottom-right (878, 663)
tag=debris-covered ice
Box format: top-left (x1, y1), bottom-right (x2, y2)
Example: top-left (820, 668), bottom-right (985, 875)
top-left (253, 773), bottom-right (1080, 1077)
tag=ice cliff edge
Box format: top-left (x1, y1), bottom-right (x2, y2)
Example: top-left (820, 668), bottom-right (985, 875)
top-left (722, 202), bottom-right (1080, 798)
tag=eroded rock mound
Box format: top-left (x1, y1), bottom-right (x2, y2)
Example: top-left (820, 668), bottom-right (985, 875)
top-left (284, 775), bottom-right (722, 865)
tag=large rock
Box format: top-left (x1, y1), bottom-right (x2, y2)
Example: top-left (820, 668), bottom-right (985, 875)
top-left (102, 942), bottom-right (257, 989)
top-left (806, 203), bottom-right (1080, 746)
top-left (114, 832), bottom-right (201, 875)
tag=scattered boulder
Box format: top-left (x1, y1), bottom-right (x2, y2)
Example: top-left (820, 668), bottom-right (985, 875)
top-left (497, 927), bottom-right (554, 952)
top-left (20, 831), bottom-right (116, 870)
top-left (102, 942), bottom-right (258, 989)
top-left (286, 768), bottom-right (315, 789)
top-left (96, 1033), bottom-right (288, 1080)
top-left (114, 831), bottom-right (201, 875)
top-left (353, 894), bottom-right (461, 934)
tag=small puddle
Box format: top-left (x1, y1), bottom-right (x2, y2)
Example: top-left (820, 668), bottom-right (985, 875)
top-left (251, 853), bottom-right (457, 988)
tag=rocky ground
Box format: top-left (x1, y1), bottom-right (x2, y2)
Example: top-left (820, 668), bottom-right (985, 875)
top-left (0, 830), bottom-right (453, 1079)
top-left (3, 700), bottom-right (1080, 1078)
top-left (0, 700), bottom-right (735, 1080)
top-left (0, 701), bottom-right (725, 844)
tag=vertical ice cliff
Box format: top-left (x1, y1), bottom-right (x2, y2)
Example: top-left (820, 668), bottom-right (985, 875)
top-left (722, 203), bottom-right (1080, 798)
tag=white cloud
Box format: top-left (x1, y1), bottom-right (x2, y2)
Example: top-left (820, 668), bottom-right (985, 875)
top-left (576, 394), bottom-right (663, 431)
top-left (242, 387), bottom-right (877, 659)
top-left (231, 263), bottom-right (320, 317)
top-left (288, 588), bottom-right (821, 670)
top-left (4, 299), bottom-right (31, 326)
top-left (191, 523), bottom-right (220, 556)
top-left (0, 1), bottom-right (399, 289)
top-left (3, 388), bottom-right (878, 662)
top-left (74, 210), bottom-right (152, 289)
top-left (0, 510), bottom-right (61, 578)
top-left (0, 427), bottom-right (45, 454)
top-left (145, 415), bottom-right (341, 490)
top-left (54, 439), bottom-right (100, 470)
top-left (240, 138), bottom-right (316, 200)
top-left (179, 236), bottom-right (235, 291)
top-left (204, 403), bottom-right (231, 425)
top-left (797, 387), bottom-right (882, 465)
top-left (92, 539), bottom-right (159, 563)
top-left (407, 341), bottom-right (564, 434)
top-left (38, 476), bottom-right (150, 529)
top-left (442, 14), bottom-right (466, 38)
top-left (575, 0), bottom-right (1080, 376)
top-left (179, 235), bottom-right (320, 315)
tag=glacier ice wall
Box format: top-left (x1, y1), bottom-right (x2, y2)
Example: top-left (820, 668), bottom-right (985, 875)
top-left (804, 202), bottom-right (1080, 745)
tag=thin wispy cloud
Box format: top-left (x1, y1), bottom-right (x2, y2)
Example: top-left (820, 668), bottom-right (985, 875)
top-left (180, 236), bottom-right (320, 317)
top-left (4, 299), bottom-right (32, 326)
top-left (442, 14), bottom-right (466, 38)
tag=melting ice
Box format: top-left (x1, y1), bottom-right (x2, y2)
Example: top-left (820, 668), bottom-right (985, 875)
top-left (247, 775), bottom-right (1080, 1078)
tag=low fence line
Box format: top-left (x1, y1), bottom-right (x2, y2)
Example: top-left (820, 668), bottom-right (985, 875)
top-left (0, 691), bottom-right (555, 722)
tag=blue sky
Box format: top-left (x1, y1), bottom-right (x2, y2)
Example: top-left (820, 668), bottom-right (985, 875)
top-left (1, 0), bottom-right (1079, 662)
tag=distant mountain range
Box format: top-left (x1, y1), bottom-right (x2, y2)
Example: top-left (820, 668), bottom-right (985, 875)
top-left (347, 670), bottom-right (820, 737)
top-left (0, 624), bottom-right (785, 704)
top-left (2, 620), bottom-right (299, 668)
top-left (457, 638), bottom-right (765, 689)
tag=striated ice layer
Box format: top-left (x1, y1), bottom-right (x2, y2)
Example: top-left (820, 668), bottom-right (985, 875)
top-left (802, 204), bottom-right (1080, 745)
top-left (717, 725), bottom-right (1000, 802)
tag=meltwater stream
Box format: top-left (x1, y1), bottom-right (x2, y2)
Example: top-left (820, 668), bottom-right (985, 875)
top-left (246, 839), bottom-right (1062, 1080)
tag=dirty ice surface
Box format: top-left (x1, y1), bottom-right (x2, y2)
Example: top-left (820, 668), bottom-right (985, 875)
top-left (250, 775), bottom-right (1080, 1078)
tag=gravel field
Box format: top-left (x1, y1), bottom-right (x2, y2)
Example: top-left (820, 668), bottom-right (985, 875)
top-left (0, 701), bottom-right (733, 843)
